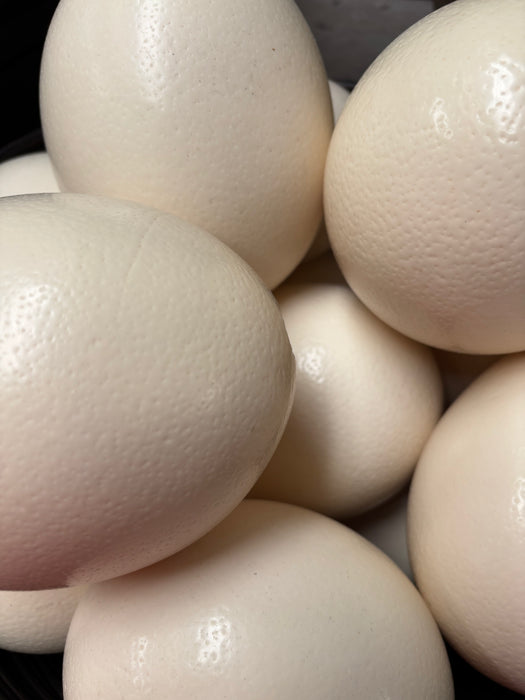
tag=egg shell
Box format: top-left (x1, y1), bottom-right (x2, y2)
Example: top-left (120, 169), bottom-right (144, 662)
top-left (39, 0), bottom-right (334, 289)
top-left (250, 283), bottom-right (443, 518)
top-left (0, 152), bottom-right (59, 197)
top-left (408, 353), bottom-right (525, 694)
top-left (324, 0), bottom-right (525, 353)
top-left (0, 193), bottom-right (294, 590)
top-left (63, 500), bottom-right (453, 700)
top-left (0, 585), bottom-right (87, 654)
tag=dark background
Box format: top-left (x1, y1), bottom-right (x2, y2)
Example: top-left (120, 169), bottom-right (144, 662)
top-left (0, 1), bottom-right (59, 160)
top-left (0, 1), bottom-right (522, 698)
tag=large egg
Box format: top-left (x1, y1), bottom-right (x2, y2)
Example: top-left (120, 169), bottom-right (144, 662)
top-left (251, 283), bottom-right (442, 518)
top-left (39, 0), bottom-right (333, 289)
top-left (63, 500), bottom-right (453, 699)
top-left (324, 0), bottom-right (525, 353)
top-left (0, 194), bottom-right (294, 590)
top-left (408, 353), bottom-right (525, 693)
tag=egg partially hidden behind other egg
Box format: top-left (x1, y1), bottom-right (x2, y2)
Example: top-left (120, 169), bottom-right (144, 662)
top-left (63, 500), bottom-right (453, 700)
top-left (0, 586), bottom-right (87, 654)
top-left (251, 283), bottom-right (442, 518)
top-left (40, 0), bottom-right (334, 289)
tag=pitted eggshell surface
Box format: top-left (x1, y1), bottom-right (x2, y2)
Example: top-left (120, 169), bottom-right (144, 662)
top-left (408, 353), bottom-right (525, 694)
top-left (0, 585), bottom-right (87, 654)
top-left (0, 193), bottom-right (294, 590)
top-left (40, 0), bottom-right (333, 289)
top-left (324, 0), bottom-right (525, 353)
top-left (63, 500), bottom-right (453, 700)
top-left (251, 283), bottom-right (442, 517)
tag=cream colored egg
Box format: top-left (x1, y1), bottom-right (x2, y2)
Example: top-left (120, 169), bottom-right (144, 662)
top-left (350, 488), bottom-right (412, 580)
top-left (0, 152), bottom-right (59, 196)
top-left (250, 283), bottom-right (442, 518)
top-left (295, 0), bottom-right (433, 82)
top-left (408, 353), bottom-right (525, 694)
top-left (39, 0), bottom-right (333, 289)
top-left (0, 585), bottom-right (87, 654)
top-left (63, 500), bottom-right (453, 700)
top-left (0, 193), bottom-right (294, 590)
top-left (324, 0), bottom-right (525, 353)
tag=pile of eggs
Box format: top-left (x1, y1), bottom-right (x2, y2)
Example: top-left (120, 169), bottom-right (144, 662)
top-left (0, 0), bottom-right (524, 697)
